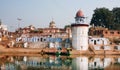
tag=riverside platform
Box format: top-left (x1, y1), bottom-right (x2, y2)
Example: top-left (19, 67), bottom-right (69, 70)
top-left (1, 45), bottom-right (120, 55)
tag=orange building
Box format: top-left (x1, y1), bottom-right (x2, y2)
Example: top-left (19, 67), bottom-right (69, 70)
top-left (103, 30), bottom-right (120, 39)
top-left (17, 20), bottom-right (71, 40)
top-left (89, 27), bottom-right (120, 39)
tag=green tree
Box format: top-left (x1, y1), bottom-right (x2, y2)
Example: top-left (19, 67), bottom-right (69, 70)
top-left (112, 7), bottom-right (120, 24)
top-left (112, 8), bottom-right (120, 30)
top-left (64, 25), bottom-right (71, 29)
top-left (90, 8), bottom-right (113, 29)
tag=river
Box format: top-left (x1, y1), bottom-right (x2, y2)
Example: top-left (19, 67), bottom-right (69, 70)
top-left (0, 54), bottom-right (120, 70)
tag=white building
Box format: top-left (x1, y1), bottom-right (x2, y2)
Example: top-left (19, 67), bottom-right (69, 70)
top-left (89, 37), bottom-right (111, 50)
top-left (0, 20), bottom-right (8, 42)
top-left (0, 20), bottom-right (7, 31)
top-left (16, 35), bottom-right (48, 48)
top-left (71, 10), bottom-right (89, 50)
top-left (89, 37), bottom-right (110, 46)
top-left (0, 20), bottom-right (8, 37)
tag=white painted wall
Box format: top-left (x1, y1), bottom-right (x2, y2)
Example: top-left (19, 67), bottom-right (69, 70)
top-left (24, 42), bottom-right (28, 48)
top-left (89, 38), bottom-right (110, 46)
top-left (0, 24), bottom-right (7, 31)
top-left (72, 26), bottom-right (88, 50)
top-left (93, 46), bottom-right (101, 50)
top-left (118, 58), bottom-right (120, 63)
top-left (104, 46), bottom-right (111, 50)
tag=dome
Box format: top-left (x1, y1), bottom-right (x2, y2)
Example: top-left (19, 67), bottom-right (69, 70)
top-left (76, 10), bottom-right (84, 17)
top-left (50, 21), bottom-right (55, 24)
top-left (49, 20), bottom-right (56, 28)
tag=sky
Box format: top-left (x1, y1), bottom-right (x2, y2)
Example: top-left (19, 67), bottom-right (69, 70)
top-left (0, 0), bottom-right (120, 31)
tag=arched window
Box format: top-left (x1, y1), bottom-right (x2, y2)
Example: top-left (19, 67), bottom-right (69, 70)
top-left (105, 31), bottom-right (108, 34)
top-left (118, 31), bottom-right (120, 34)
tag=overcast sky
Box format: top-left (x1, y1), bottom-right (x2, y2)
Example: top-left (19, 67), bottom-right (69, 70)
top-left (0, 0), bottom-right (120, 31)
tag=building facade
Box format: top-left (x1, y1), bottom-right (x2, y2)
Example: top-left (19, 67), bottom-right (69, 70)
top-left (16, 20), bottom-right (71, 48)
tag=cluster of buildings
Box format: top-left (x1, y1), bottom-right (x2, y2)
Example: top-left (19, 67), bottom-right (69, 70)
top-left (0, 10), bottom-right (120, 51)
top-left (15, 20), bottom-right (71, 48)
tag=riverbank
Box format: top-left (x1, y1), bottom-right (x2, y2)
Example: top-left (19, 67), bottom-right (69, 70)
top-left (1, 45), bottom-right (120, 55)
top-left (0, 45), bottom-right (42, 54)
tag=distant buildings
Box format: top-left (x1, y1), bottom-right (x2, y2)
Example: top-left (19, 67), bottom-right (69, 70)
top-left (0, 20), bottom-right (8, 41)
top-left (89, 26), bottom-right (120, 46)
top-left (16, 20), bottom-right (71, 48)
top-left (0, 9), bottom-right (118, 50)
top-left (103, 30), bottom-right (120, 39)
top-left (89, 27), bottom-right (120, 39)
top-left (16, 20), bottom-right (71, 39)
top-left (14, 10), bottom-right (120, 50)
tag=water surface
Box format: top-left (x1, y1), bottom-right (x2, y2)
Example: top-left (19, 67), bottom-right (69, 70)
top-left (0, 54), bottom-right (120, 70)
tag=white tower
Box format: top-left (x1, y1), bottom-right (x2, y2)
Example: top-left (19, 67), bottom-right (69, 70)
top-left (71, 10), bottom-right (89, 50)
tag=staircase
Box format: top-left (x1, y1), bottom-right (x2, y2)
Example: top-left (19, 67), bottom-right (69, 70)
top-left (88, 45), bottom-right (96, 54)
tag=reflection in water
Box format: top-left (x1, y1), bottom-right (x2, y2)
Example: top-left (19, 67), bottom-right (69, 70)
top-left (72, 57), bottom-right (88, 70)
top-left (0, 55), bottom-right (120, 70)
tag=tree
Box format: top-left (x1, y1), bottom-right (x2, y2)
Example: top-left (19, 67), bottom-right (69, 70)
top-left (111, 8), bottom-right (120, 30)
top-left (90, 8), bottom-right (113, 29)
top-left (112, 23), bottom-right (120, 30)
top-left (112, 7), bottom-right (120, 24)
top-left (64, 25), bottom-right (71, 29)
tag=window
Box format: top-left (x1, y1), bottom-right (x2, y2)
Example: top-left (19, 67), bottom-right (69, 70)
top-left (97, 39), bottom-right (100, 41)
top-left (44, 39), bottom-right (46, 41)
top-left (94, 40), bottom-right (96, 45)
top-left (118, 32), bottom-right (120, 34)
top-left (49, 35), bottom-right (52, 37)
top-left (38, 39), bottom-right (39, 41)
top-left (105, 31), bottom-right (108, 34)
top-left (94, 62), bottom-right (97, 66)
top-left (110, 32), bottom-right (114, 34)
top-left (41, 38), bottom-right (43, 41)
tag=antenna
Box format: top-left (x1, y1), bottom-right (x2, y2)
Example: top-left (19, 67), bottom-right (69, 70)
top-left (52, 17), bottom-right (54, 21)
top-left (17, 18), bottom-right (22, 29)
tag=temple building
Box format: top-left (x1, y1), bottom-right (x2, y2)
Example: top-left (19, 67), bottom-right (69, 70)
top-left (49, 20), bottom-right (56, 28)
